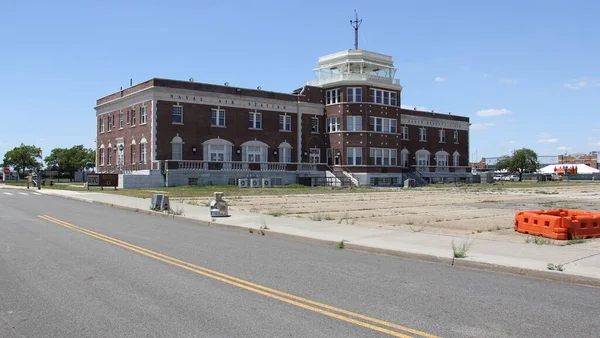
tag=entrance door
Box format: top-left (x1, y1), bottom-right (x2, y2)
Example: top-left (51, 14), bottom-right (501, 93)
top-left (309, 148), bottom-right (320, 164)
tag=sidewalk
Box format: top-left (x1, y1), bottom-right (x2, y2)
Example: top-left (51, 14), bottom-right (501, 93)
top-left (4, 184), bottom-right (600, 287)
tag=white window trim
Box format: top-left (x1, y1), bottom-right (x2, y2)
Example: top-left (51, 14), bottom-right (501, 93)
top-left (419, 127), bottom-right (427, 142)
top-left (346, 147), bottom-right (363, 165)
top-left (435, 152), bottom-right (450, 167)
top-left (369, 88), bottom-right (397, 106)
top-left (346, 116), bottom-right (362, 132)
top-left (326, 117), bottom-right (341, 133)
top-left (453, 130), bottom-right (459, 144)
top-left (453, 152), bottom-right (460, 167)
top-left (131, 108), bottom-right (136, 126)
top-left (326, 88), bottom-right (340, 105)
top-left (278, 142), bottom-right (293, 163)
top-left (249, 112), bottom-right (262, 130)
top-left (439, 129), bottom-right (446, 143)
top-left (172, 105), bottom-right (184, 125)
top-left (279, 115), bottom-right (292, 132)
top-left (99, 145), bottom-right (105, 165)
top-left (369, 148), bottom-right (398, 166)
top-left (400, 125), bottom-right (409, 140)
top-left (140, 141), bottom-right (148, 164)
top-left (369, 117), bottom-right (397, 133)
top-left (140, 106), bottom-right (147, 125)
top-left (211, 108), bottom-right (226, 127)
top-left (311, 117), bottom-right (319, 133)
top-left (347, 87), bottom-right (362, 103)
top-left (119, 112), bottom-right (124, 129)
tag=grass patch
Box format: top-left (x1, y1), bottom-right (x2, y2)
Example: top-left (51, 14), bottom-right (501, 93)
top-left (267, 210), bottom-right (286, 217)
top-left (336, 240), bottom-right (348, 249)
top-left (534, 190), bottom-right (559, 195)
top-left (566, 234), bottom-right (587, 245)
top-left (524, 235), bottom-right (556, 245)
top-left (309, 213), bottom-right (334, 221)
top-left (452, 239), bottom-right (472, 258)
top-left (547, 263), bottom-right (564, 271)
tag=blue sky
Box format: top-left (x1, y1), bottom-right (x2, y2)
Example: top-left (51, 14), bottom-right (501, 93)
top-left (1, 0), bottom-right (599, 163)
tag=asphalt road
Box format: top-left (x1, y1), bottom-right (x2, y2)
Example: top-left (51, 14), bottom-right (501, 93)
top-left (1, 188), bottom-right (599, 338)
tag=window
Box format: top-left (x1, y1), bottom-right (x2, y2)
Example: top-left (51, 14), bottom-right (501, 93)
top-left (130, 144), bottom-right (137, 163)
top-left (246, 146), bottom-right (264, 162)
top-left (108, 116), bottom-right (112, 131)
top-left (126, 110), bottom-right (130, 125)
top-left (439, 129), bottom-right (446, 143)
top-left (416, 151), bottom-right (430, 166)
top-left (278, 142), bottom-right (292, 163)
top-left (111, 114), bottom-right (115, 129)
top-left (249, 112), bottom-right (262, 129)
top-left (326, 117), bottom-right (340, 132)
top-left (453, 130), bottom-right (459, 144)
top-left (311, 117), bottom-right (319, 133)
top-left (279, 115), bottom-right (291, 131)
top-left (369, 89), bottom-right (397, 106)
top-left (241, 141), bottom-right (268, 163)
top-left (347, 87), bottom-right (362, 103)
top-left (99, 146), bottom-right (105, 165)
top-left (346, 147), bottom-right (362, 165)
top-left (107, 146), bottom-right (112, 165)
top-left (131, 109), bottom-right (136, 126)
top-left (140, 106), bottom-right (147, 125)
top-left (368, 117), bottom-right (397, 133)
top-left (326, 89), bottom-right (340, 104)
top-left (172, 105), bottom-right (183, 124)
top-left (346, 116), bottom-right (362, 131)
top-left (400, 125), bottom-right (409, 140)
top-left (140, 142), bottom-right (147, 164)
top-left (211, 109), bottom-right (226, 127)
top-left (401, 149), bottom-right (409, 168)
top-left (453, 152), bottom-right (460, 167)
top-left (309, 148), bottom-right (321, 163)
top-left (171, 136), bottom-right (183, 160)
top-left (99, 118), bottom-right (105, 133)
top-left (369, 148), bottom-right (397, 166)
top-left (419, 127), bottom-right (427, 141)
top-left (117, 144), bottom-right (124, 166)
top-left (436, 152), bottom-right (449, 167)
top-left (119, 112), bottom-right (124, 129)
top-left (209, 145), bottom-right (225, 161)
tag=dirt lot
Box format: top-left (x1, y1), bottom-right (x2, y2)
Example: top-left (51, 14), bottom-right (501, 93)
top-left (184, 182), bottom-right (600, 248)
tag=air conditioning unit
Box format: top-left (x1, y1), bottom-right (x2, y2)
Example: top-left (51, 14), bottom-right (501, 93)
top-left (250, 178), bottom-right (261, 188)
top-left (238, 178), bottom-right (248, 188)
top-left (262, 178), bottom-right (271, 188)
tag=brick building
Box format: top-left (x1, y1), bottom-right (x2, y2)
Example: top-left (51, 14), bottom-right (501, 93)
top-left (558, 152), bottom-right (598, 169)
top-left (95, 49), bottom-right (471, 187)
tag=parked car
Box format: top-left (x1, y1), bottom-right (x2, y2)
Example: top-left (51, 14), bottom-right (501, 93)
top-left (503, 174), bottom-right (519, 181)
top-left (493, 175), bottom-right (504, 181)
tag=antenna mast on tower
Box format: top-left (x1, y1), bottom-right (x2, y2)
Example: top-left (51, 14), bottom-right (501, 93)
top-left (350, 10), bottom-right (362, 50)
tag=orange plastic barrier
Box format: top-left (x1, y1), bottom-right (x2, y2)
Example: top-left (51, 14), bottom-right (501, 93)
top-left (514, 209), bottom-right (600, 240)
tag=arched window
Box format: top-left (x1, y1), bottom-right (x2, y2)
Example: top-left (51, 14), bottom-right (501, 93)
top-left (278, 142), bottom-right (292, 163)
top-left (107, 143), bottom-right (112, 165)
top-left (171, 135), bottom-right (183, 161)
top-left (241, 140), bottom-right (268, 163)
top-left (202, 138), bottom-right (233, 162)
top-left (130, 139), bottom-right (137, 164)
top-left (401, 149), bottom-right (410, 168)
top-left (453, 151), bottom-right (460, 167)
top-left (415, 149), bottom-right (430, 167)
top-left (435, 151), bottom-right (450, 167)
top-left (140, 137), bottom-right (148, 164)
top-left (99, 144), bottom-right (105, 166)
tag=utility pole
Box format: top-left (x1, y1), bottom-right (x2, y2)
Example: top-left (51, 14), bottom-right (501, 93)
top-left (350, 10), bottom-right (362, 50)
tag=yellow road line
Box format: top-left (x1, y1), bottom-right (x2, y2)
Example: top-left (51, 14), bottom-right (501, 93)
top-left (39, 215), bottom-right (440, 338)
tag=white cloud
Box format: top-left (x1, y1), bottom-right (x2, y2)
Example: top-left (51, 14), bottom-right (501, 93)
top-left (470, 123), bottom-right (495, 130)
top-left (536, 132), bottom-right (550, 138)
top-left (538, 138), bottom-right (558, 143)
top-left (592, 129), bottom-right (600, 132)
top-left (500, 79), bottom-right (518, 85)
top-left (508, 140), bottom-right (516, 144)
top-left (434, 77), bottom-right (446, 82)
top-left (556, 146), bottom-right (572, 151)
top-left (564, 78), bottom-right (600, 90)
top-left (588, 137), bottom-right (596, 141)
top-left (590, 141), bottom-right (600, 147)
top-left (475, 108), bottom-right (512, 117)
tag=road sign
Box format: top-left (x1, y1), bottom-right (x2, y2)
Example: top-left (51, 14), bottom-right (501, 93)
top-left (3, 167), bottom-right (10, 175)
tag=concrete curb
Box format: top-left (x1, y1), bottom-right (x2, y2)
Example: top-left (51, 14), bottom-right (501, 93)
top-left (29, 189), bottom-right (600, 288)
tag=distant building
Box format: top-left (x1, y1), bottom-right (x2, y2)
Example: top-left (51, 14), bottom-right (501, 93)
top-left (558, 153), bottom-right (598, 169)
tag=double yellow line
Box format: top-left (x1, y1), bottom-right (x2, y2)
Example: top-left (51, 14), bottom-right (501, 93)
top-left (39, 215), bottom-right (439, 338)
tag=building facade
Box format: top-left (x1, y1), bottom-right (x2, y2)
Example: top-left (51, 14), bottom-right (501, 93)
top-left (558, 153), bottom-right (598, 169)
top-left (95, 49), bottom-right (471, 187)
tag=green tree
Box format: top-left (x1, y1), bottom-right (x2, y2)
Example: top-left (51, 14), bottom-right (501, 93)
top-left (44, 145), bottom-right (96, 180)
top-left (496, 148), bottom-right (539, 181)
top-left (2, 143), bottom-right (42, 177)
